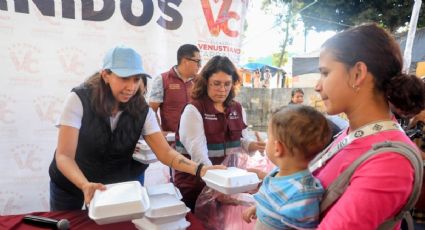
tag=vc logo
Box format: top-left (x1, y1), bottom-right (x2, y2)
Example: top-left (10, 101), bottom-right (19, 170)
top-left (0, 95), bottom-right (15, 124)
top-left (0, 191), bottom-right (24, 215)
top-left (33, 96), bottom-right (62, 124)
top-left (201, 0), bottom-right (243, 37)
top-left (8, 43), bottom-right (40, 74)
top-left (11, 144), bottom-right (43, 172)
top-left (57, 47), bottom-right (86, 76)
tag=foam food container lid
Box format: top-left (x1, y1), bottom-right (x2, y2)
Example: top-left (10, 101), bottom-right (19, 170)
top-left (203, 167), bottom-right (260, 187)
top-left (133, 152), bottom-right (158, 164)
top-left (147, 183), bottom-right (182, 200)
top-left (136, 140), bottom-right (152, 153)
top-left (88, 181), bottom-right (150, 224)
top-left (145, 195), bottom-right (187, 219)
top-left (202, 167), bottom-right (260, 194)
top-left (166, 133), bottom-right (175, 142)
top-left (133, 217), bottom-right (190, 230)
top-left (134, 140), bottom-right (157, 164)
top-left (137, 140), bottom-right (151, 151)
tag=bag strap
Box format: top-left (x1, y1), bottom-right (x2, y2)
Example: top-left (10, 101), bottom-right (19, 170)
top-left (320, 141), bottom-right (423, 230)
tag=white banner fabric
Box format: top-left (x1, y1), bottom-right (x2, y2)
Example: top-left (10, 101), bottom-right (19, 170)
top-left (0, 0), bottom-right (248, 214)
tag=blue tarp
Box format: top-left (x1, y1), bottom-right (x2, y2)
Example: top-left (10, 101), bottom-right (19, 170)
top-left (242, 62), bottom-right (283, 75)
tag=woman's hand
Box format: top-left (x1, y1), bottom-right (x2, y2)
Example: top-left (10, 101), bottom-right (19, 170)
top-left (82, 182), bottom-right (106, 205)
top-left (242, 206), bottom-right (257, 223)
top-left (200, 165), bottom-right (227, 177)
top-left (248, 141), bottom-right (266, 154)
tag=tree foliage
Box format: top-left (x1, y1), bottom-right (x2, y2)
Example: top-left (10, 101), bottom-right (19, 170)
top-left (261, 0), bottom-right (300, 67)
top-left (298, 0), bottom-right (425, 32)
top-left (261, 0), bottom-right (425, 67)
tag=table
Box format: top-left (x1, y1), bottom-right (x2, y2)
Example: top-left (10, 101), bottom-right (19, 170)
top-left (0, 210), bottom-right (204, 230)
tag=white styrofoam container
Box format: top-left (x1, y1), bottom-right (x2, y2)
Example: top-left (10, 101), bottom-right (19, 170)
top-left (133, 140), bottom-right (158, 164)
top-left (145, 195), bottom-right (189, 224)
top-left (133, 152), bottom-right (158, 164)
top-left (146, 183), bottom-right (183, 200)
top-left (202, 167), bottom-right (260, 194)
top-left (88, 181), bottom-right (150, 225)
top-left (145, 207), bottom-right (190, 224)
top-left (133, 217), bottom-right (190, 230)
top-left (137, 140), bottom-right (151, 151)
top-left (166, 132), bottom-right (175, 142)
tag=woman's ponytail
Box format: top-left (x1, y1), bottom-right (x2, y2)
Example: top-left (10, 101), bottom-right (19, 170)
top-left (386, 73), bottom-right (425, 116)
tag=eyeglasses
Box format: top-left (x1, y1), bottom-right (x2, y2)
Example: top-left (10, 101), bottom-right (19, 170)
top-left (185, 57), bottom-right (202, 66)
top-left (209, 80), bottom-right (233, 90)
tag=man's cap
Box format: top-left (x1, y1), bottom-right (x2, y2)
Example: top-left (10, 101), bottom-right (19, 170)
top-left (102, 45), bottom-right (150, 78)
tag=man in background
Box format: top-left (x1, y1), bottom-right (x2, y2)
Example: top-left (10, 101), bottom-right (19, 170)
top-left (149, 44), bottom-right (201, 133)
top-left (262, 68), bottom-right (271, 88)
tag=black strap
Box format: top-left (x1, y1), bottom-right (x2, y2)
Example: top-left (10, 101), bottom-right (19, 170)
top-left (195, 163), bottom-right (204, 178)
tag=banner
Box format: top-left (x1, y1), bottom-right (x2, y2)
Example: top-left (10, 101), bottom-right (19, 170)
top-left (0, 0), bottom-right (248, 214)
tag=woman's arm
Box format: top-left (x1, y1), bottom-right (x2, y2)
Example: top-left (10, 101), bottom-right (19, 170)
top-left (144, 104), bottom-right (225, 175)
top-left (55, 93), bottom-right (106, 204)
top-left (144, 132), bottom-right (223, 176)
top-left (55, 125), bottom-right (106, 204)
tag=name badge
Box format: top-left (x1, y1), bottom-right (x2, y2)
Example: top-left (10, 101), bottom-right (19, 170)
top-left (204, 113), bottom-right (217, 120)
top-left (169, 84), bottom-right (181, 90)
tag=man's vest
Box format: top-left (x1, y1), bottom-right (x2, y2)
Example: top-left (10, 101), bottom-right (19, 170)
top-left (176, 96), bottom-right (247, 159)
top-left (49, 85), bottom-right (149, 197)
top-left (160, 67), bottom-right (193, 132)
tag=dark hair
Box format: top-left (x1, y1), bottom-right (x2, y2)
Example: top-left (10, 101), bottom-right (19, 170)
top-left (291, 88), bottom-right (304, 97)
top-left (387, 75), bottom-right (425, 116)
top-left (289, 88), bottom-right (304, 104)
top-left (191, 56), bottom-right (240, 107)
top-left (322, 23), bottom-right (425, 114)
top-left (177, 44), bottom-right (200, 65)
top-left (85, 70), bottom-right (148, 118)
top-left (271, 105), bottom-right (331, 161)
top-left (140, 74), bottom-right (148, 96)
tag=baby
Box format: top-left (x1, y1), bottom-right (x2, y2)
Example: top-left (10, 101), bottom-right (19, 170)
top-left (243, 105), bottom-right (332, 229)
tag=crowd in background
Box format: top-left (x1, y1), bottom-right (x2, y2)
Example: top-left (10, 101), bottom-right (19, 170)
top-left (48, 23), bottom-right (425, 230)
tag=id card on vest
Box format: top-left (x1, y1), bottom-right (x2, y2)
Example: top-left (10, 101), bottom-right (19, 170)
top-left (204, 113), bottom-right (218, 120)
top-left (169, 83), bottom-right (181, 90)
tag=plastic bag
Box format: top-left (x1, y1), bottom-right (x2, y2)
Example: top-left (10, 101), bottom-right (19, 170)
top-left (195, 151), bottom-right (274, 230)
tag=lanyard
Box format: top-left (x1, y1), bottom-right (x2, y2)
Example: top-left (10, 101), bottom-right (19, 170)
top-left (309, 120), bottom-right (403, 172)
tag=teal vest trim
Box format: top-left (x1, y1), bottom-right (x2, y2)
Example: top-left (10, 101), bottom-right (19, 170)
top-left (176, 140), bottom-right (242, 158)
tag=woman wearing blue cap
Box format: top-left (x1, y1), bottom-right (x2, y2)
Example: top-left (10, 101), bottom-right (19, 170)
top-left (48, 45), bottom-right (224, 211)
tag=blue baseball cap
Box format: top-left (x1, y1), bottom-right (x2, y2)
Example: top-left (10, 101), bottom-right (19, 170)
top-left (102, 45), bottom-right (148, 78)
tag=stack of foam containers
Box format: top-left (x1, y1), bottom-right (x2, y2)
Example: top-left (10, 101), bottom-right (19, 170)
top-left (132, 183), bottom-right (191, 230)
top-left (166, 132), bottom-right (175, 142)
top-left (202, 167), bottom-right (261, 194)
top-left (133, 140), bottom-right (158, 164)
top-left (88, 181), bottom-right (150, 225)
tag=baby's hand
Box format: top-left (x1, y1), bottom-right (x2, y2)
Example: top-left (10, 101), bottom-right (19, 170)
top-left (247, 168), bottom-right (267, 180)
top-left (242, 206), bottom-right (257, 223)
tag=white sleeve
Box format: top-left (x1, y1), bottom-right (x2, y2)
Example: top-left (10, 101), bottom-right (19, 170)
top-left (179, 104), bottom-right (212, 166)
top-left (241, 107), bottom-right (254, 152)
top-left (148, 75), bottom-right (164, 103)
top-left (56, 92), bottom-right (83, 129)
top-left (141, 108), bottom-right (161, 135)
